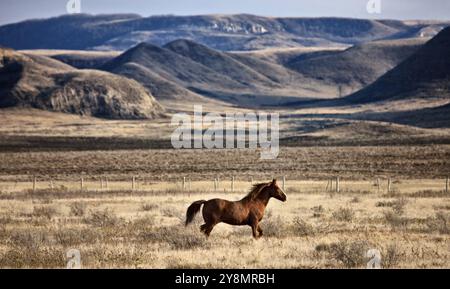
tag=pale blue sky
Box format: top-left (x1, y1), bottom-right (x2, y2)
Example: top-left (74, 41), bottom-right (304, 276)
top-left (0, 0), bottom-right (449, 25)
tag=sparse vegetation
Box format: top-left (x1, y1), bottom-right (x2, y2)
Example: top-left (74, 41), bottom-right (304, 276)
top-left (291, 217), bottom-right (315, 236)
top-left (69, 202), bottom-right (87, 217)
top-left (84, 208), bottom-right (121, 227)
top-left (32, 206), bottom-right (57, 220)
top-left (384, 210), bottom-right (408, 230)
top-left (0, 179), bottom-right (448, 268)
top-left (325, 240), bottom-right (370, 268)
top-left (332, 207), bottom-right (355, 222)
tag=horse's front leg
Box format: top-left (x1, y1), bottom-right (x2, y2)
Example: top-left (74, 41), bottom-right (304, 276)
top-left (249, 217), bottom-right (261, 239)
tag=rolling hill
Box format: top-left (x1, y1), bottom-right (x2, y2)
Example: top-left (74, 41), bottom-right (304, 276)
top-left (0, 48), bottom-right (163, 119)
top-left (0, 14), bottom-right (448, 51)
top-left (345, 26), bottom-right (450, 104)
top-left (101, 40), bottom-right (342, 106)
top-left (286, 38), bottom-right (427, 96)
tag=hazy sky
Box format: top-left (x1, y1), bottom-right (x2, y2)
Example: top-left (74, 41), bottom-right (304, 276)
top-left (0, 0), bottom-right (449, 25)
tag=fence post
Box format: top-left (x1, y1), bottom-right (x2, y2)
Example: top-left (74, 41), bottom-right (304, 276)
top-left (282, 176), bottom-right (286, 191)
top-left (182, 177), bottom-right (186, 191)
top-left (80, 177), bottom-right (84, 191)
top-left (376, 178), bottom-right (380, 193)
top-left (250, 177), bottom-right (254, 184)
top-left (231, 176), bottom-right (235, 192)
top-left (105, 177), bottom-right (109, 190)
top-left (387, 178), bottom-right (391, 193)
top-left (214, 178), bottom-right (217, 191)
top-left (132, 176), bottom-right (136, 190)
top-left (100, 178), bottom-right (104, 190)
top-left (50, 180), bottom-right (54, 190)
top-left (33, 176), bottom-right (37, 192)
top-left (336, 177), bottom-right (340, 193)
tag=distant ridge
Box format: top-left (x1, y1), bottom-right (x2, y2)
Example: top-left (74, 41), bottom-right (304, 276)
top-left (0, 14), bottom-right (448, 51)
top-left (345, 26), bottom-right (450, 103)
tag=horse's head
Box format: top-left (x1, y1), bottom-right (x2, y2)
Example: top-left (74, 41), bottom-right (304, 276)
top-left (268, 179), bottom-right (287, 202)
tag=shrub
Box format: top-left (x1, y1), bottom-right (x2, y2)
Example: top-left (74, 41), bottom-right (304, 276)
top-left (141, 203), bottom-right (158, 211)
top-left (260, 216), bottom-right (288, 237)
top-left (54, 228), bottom-right (99, 246)
top-left (84, 208), bottom-right (121, 227)
top-left (161, 207), bottom-right (180, 218)
top-left (9, 231), bottom-right (49, 250)
top-left (382, 244), bottom-right (404, 268)
top-left (332, 207), bottom-right (354, 222)
top-left (32, 206), bottom-right (57, 220)
top-left (0, 246), bottom-right (65, 268)
top-left (139, 225), bottom-right (209, 250)
top-left (384, 210), bottom-right (408, 230)
top-left (392, 197), bottom-right (408, 215)
top-left (291, 217), bottom-right (315, 236)
top-left (425, 212), bottom-right (449, 234)
top-left (69, 202), bottom-right (87, 217)
top-left (411, 190), bottom-right (448, 198)
top-left (327, 240), bottom-right (369, 268)
top-left (311, 205), bottom-right (325, 218)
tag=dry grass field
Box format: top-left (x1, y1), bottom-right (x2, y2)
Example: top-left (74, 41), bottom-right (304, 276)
top-left (0, 110), bottom-right (449, 269)
top-left (0, 181), bottom-right (448, 268)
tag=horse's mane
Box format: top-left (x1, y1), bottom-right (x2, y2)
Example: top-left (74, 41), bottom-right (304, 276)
top-left (245, 182), bottom-right (270, 200)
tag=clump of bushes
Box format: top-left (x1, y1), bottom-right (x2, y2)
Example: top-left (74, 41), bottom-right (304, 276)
top-left (425, 212), bottom-right (449, 234)
top-left (140, 225), bottom-right (209, 250)
top-left (332, 207), bottom-right (355, 222)
top-left (260, 216), bottom-right (288, 237)
top-left (291, 217), bottom-right (315, 237)
top-left (141, 203), bottom-right (158, 211)
top-left (84, 208), bottom-right (121, 227)
top-left (32, 206), bottom-right (57, 220)
top-left (316, 240), bottom-right (370, 268)
top-left (69, 202), bottom-right (87, 217)
top-left (311, 205), bottom-right (325, 218)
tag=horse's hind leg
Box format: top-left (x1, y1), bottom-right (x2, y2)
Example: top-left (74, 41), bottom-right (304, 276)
top-left (257, 224), bottom-right (263, 237)
top-left (200, 222), bottom-right (216, 237)
top-left (204, 223), bottom-right (216, 237)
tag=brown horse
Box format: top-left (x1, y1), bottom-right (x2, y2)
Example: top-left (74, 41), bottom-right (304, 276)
top-left (185, 179), bottom-right (287, 239)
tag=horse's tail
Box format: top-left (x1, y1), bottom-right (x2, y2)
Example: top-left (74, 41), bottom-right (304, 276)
top-left (185, 200), bottom-right (206, 226)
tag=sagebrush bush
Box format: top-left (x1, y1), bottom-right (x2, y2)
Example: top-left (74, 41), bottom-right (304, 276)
top-left (291, 217), bottom-right (315, 236)
top-left (69, 202), bottom-right (87, 217)
top-left (84, 208), bottom-right (121, 227)
top-left (54, 227), bottom-right (99, 246)
top-left (32, 206), bottom-right (57, 220)
top-left (327, 240), bottom-right (369, 268)
top-left (332, 207), bottom-right (355, 222)
top-left (425, 212), bottom-right (449, 234)
top-left (382, 244), bottom-right (404, 268)
top-left (139, 225), bottom-right (209, 250)
top-left (311, 205), bottom-right (325, 218)
top-left (0, 246), bottom-right (65, 268)
top-left (141, 203), bottom-right (158, 211)
top-left (261, 216), bottom-right (288, 237)
top-left (392, 197), bottom-right (408, 215)
top-left (384, 210), bottom-right (408, 230)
